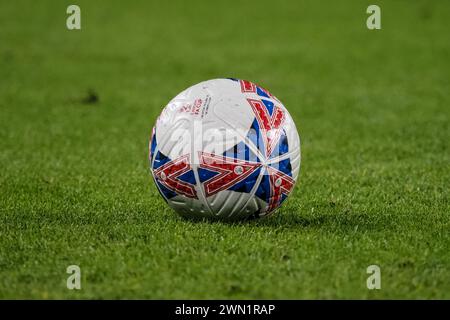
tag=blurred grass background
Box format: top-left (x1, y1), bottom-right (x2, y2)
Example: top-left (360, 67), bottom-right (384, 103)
top-left (0, 0), bottom-right (449, 298)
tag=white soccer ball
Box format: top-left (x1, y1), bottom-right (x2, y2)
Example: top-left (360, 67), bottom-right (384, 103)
top-left (149, 78), bottom-right (301, 220)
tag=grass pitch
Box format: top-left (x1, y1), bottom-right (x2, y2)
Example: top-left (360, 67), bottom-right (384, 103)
top-left (0, 0), bottom-right (449, 299)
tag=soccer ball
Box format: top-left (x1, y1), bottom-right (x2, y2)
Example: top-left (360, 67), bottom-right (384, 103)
top-left (149, 78), bottom-right (301, 220)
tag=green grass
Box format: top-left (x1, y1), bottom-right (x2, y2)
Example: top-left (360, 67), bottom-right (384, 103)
top-left (1, 0), bottom-right (449, 299)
